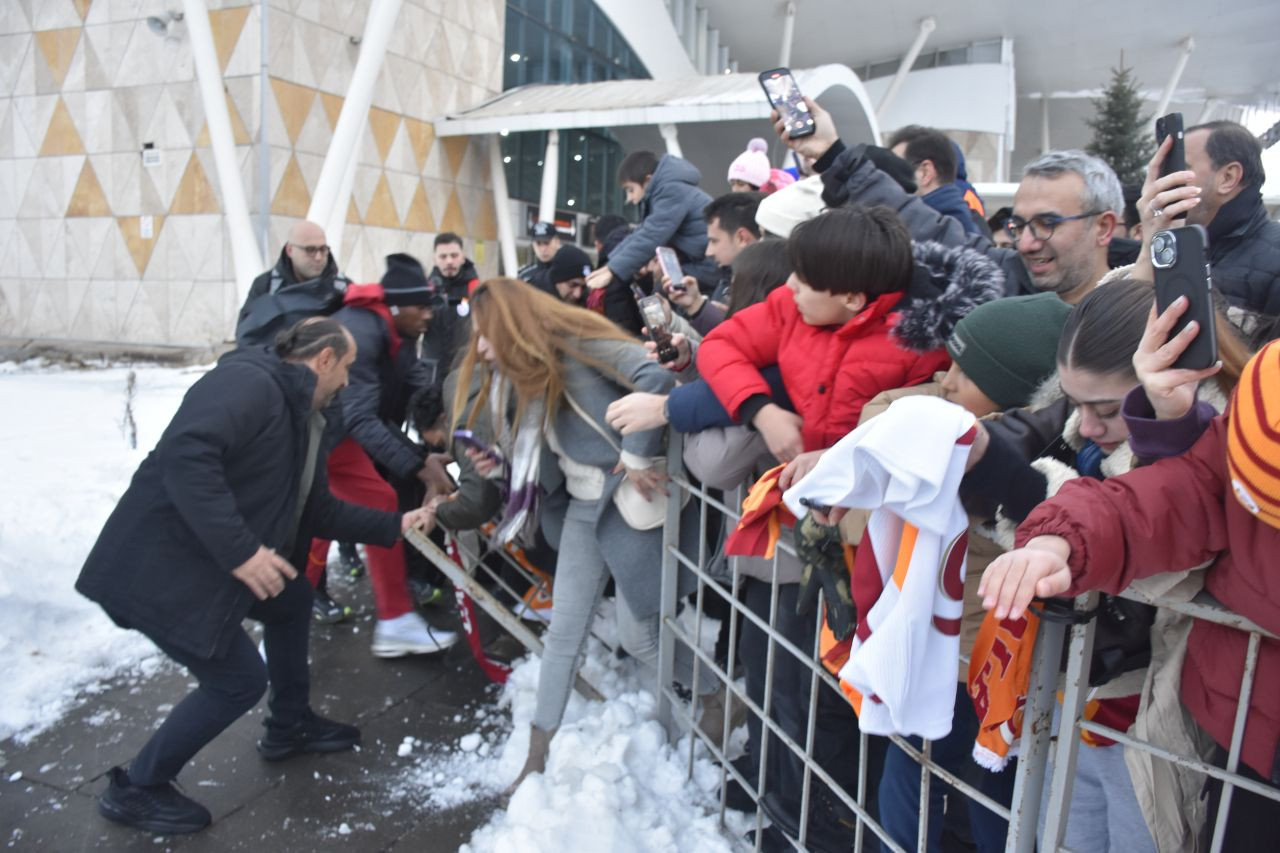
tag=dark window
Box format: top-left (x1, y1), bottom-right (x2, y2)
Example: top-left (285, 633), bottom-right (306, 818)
top-left (502, 0), bottom-right (650, 216)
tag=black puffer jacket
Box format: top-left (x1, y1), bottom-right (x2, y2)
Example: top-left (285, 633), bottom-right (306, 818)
top-left (332, 301), bottom-right (428, 482)
top-left (76, 347), bottom-right (399, 659)
top-left (818, 142), bottom-right (1037, 299)
top-left (423, 259), bottom-right (481, 382)
top-left (1206, 190), bottom-right (1280, 319)
top-left (236, 249), bottom-right (350, 346)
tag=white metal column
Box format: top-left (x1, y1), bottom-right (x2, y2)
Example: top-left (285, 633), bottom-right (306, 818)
top-left (182, 0), bottom-right (263, 308)
top-left (659, 123), bottom-right (683, 158)
top-left (307, 0), bottom-right (402, 228)
top-left (876, 16), bottom-right (936, 120)
top-left (778, 1), bottom-right (796, 68)
top-left (538, 129), bottom-right (560, 223)
top-left (1154, 37), bottom-right (1196, 120)
top-left (489, 135), bottom-right (518, 276)
top-left (323, 116), bottom-right (365, 261)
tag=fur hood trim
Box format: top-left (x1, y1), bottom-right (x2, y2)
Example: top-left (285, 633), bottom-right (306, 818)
top-left (893, 241), bottom-right (1006, 352)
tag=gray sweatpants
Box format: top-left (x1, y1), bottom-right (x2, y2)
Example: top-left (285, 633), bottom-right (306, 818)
top-left (532, 497), bottom-right (713, 732)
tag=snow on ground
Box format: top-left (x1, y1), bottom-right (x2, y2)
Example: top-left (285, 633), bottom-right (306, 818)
top-left (388, 603), bottom-right (751, 852)
top-left (1, 358), bottom-right (750, 849)
top-left (0, 359), bottom-right (206, 742)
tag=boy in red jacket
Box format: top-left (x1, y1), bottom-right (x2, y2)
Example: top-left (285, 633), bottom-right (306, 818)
top-left (698, 205), bottom-right (1004, 465)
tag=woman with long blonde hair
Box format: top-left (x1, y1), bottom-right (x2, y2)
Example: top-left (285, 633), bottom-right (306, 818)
top-left (452, 278), bottom-right (715, 790)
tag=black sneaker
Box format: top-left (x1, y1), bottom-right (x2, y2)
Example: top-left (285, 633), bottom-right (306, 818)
top-left (337, 542), bottom-right (365, 579)
top-left (96, 766), bottom-right (211, 834)
top-left (257, 709), bottom-right (360, 761)
top-left (312, 590), bottom-right (351, 624)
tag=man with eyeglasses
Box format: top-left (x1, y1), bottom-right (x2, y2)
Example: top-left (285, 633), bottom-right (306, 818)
top-left (773, 100), bottom-right (1127, 305)
top-left (1005, 150), bottom-right (1123, 304)
top-left (236, 220), bottom-right (351, 346)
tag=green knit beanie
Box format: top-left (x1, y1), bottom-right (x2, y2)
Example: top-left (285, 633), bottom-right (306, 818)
top-left (945, 293), bottom-right (1072, 409)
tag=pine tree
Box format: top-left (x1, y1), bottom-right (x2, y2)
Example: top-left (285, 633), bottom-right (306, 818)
top-left (1086, 62), bottom-right (1154, 186)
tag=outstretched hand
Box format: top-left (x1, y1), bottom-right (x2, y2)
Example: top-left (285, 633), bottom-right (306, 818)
top-left (978, 536), bottom-right (1073, 620)
top-left (231, 545), bottom-right (297, 600)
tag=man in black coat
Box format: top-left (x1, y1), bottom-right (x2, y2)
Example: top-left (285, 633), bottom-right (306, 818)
top-left (422, 231), bottom-right (481, 383)
top-left (234, 220), bottom-right (351, 346)
top-left (77, 318), bottom-right (435, 835)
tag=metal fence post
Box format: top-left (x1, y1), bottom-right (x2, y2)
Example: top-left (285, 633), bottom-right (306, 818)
top-left (655, 431), bottom-right (684, 735)
top-left (1005, 615), bottom-right (1066, 853)
top-left (1041, 592), bottom-right (1098, 849)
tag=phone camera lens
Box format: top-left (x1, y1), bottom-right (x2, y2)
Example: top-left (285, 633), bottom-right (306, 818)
top-left (1151, 232), bottom-right (1177, 268)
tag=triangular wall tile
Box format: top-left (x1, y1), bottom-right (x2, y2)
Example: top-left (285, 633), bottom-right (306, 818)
top-left (368, 107), bottom-right (400, 165)
top-left (32, 0), bottom-right (82, 30)
top-left (208, 5), bottom-right (251, 73)
top-left (66, 90), bottom-right (113, 154)
top-left (117, 215), bottom-right (165, 276)
top-left (72, 0), bottom-right (93, 22)
top-left (40, 95), bottom-right (85, 156)
top-left (403, 117), bottom-right (434, 172)
top-left (0, 35), bottom-right (33, 98)
top-left (473, 193), bottom-right (498, 241)
top-left (169, 153), bottom-right (219, 214)
top-left (293, 96), bottom-right (332, 156)
top-left (19, 153), bottom-right (84, 219)
top-left (194, 91), bottom-right (253, 147)
top-left (383, 121), bottom-right (416, 174)
top-left (35, 27), bottom-right (80, 92)
top-left (362, 172), bottom-right (400, 229)
top-left (402, 180), bottom-right (435, 232)
top-left (439, 188), bottom-right (466, 234)
top-left (319, 91), bottom-right (343, 129)
top-left (270, 77), bottom-right (316, 147)
top-left (63, 216), bottom-right (113, 278)
top-left (385, 170), bottom-right (419, 225)
top-left (270, 154), bottom-right (310, 218)
top-left (80, 33), bottom-right (112, 90)
top-left (346, 196), bottom-right (361, 225)
top-left (66, 158), bottom-right (111, 216)
top-left (440, 136), bottom-right (468, 177)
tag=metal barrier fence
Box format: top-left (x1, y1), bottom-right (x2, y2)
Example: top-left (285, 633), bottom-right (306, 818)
top-left (406, 432), bottom-right (1279, 853)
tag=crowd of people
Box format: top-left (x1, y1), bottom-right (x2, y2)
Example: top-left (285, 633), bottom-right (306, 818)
top-left (74, 93), bottom-right (1280, 851)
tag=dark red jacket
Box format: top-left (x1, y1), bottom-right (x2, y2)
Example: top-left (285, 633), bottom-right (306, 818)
top-left (1018, 415), bottom-right (1280, 779)
top-left (698, 285), bottom-right (950, 451)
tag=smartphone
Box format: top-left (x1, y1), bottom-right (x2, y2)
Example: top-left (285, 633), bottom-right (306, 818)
top-left (1151, 225), bottom-right (1218, 371)
top-left (1155, 112), bottom-right (1186, 179)
top-left (655, 247), bottom-right (685, 293)
top-left (452, 429), bottom-right (501, 461)
top-left (635, 294), bottom-right (680, 364)
top-left (758, 68), bottom-right (815, 139)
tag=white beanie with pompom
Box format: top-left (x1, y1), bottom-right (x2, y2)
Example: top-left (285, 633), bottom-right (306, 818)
top-left (727, 138), bottom-right (771, 188)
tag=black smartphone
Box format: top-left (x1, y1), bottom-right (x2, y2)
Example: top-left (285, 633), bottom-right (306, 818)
top-left (1155, 112), bottom-right (1186, 179)
top-left (1151, 225), bottom-right (1218, 371)
top-left (452, 429), bottom-right (500, 461)
top-left (655, 247), bottom-right (685, 293)
top-left (635, 294), bottom-right (680, 364)
top-left (758, 67), bottom-right (815, 139)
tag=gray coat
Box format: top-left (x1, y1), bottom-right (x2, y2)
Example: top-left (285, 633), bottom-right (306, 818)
top-left (606, 155), bottom-right (713, 282)
top-left (536, 337), bottom-right (700, 618)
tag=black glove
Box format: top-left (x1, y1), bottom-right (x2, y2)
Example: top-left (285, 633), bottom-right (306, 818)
top-left (794, 513), bottom-right (856, 641)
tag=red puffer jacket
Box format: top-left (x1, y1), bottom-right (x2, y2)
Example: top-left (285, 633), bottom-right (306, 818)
top-left (699, 286), bottom-right (948, 451)
top-left (1017, 416), bottom-right (1280, 780)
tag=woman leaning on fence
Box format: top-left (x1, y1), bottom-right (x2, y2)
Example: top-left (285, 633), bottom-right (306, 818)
top-left (450, 277), bottom-right (719, 793)
top-left (981, 336), bottom-right (1280, 852)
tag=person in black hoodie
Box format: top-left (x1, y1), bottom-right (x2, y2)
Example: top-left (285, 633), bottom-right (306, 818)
top-left (423, 232), bottom-right (481, 383)
top-left (235, 221), bottom-right (351, 346)
top-left (77, 318), bottom-right (436, 835)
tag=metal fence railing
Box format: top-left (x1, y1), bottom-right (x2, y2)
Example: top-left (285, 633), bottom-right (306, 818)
top-left (407, 432), bottom-right (1278, 852)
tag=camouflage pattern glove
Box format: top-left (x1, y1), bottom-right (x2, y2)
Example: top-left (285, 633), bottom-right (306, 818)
top-left (794, 513), bottom-right (856, 641)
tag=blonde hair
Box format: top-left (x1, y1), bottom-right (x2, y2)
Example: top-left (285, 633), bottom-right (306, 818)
top-left (451, 277), bottom-right (637, 430)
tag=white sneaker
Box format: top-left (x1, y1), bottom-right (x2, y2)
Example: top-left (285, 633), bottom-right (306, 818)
top-left (371, 612), bottom-right (459, 658)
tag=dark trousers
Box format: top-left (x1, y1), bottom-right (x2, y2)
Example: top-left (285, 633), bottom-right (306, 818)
top-left (878, 681), bottom-right (1016, 853)
top-left (738, 578), bottom-right (868, 834)
top-left (127, 575), bottom-right (313, 786)
top-left (1202, 746), bottom-right (1280, 852)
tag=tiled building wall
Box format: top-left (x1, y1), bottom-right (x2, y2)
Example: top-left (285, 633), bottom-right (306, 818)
top-left (0, 0), bottom-right (503, 348)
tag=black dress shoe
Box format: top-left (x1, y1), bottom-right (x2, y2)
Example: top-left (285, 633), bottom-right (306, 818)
top-left (257, 709), bottom-right (360, 761)
top-left (97, 766), bottom-right (211, 834)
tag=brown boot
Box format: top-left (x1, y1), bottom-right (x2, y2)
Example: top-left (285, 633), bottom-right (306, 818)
top-left (504, 725), bottom-right (555, 796)
top-left (697, 687), bottom-right (747, 750)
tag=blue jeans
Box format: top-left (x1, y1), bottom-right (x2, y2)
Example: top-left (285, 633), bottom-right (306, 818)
top-left (877, 682), bottom-right (1014, 853)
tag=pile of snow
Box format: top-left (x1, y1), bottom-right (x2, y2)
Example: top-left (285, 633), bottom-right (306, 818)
top-left (389, 604), bottom-right (750, 852)
top-left (0, 360), bottom-right (205, 742)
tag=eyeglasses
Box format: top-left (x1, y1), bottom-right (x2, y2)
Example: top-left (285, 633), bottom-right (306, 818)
top-left (1004, 211), bottom-right (1105, 242)
top-left (290, 243), bottom-right (330, 257)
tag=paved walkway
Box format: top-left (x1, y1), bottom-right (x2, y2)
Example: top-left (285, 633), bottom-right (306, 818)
top-left (1, 576), bottom-right (508, 851)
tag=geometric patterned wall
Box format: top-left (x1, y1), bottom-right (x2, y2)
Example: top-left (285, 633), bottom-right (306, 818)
top-left (0, 0), bottom-right (503, 347)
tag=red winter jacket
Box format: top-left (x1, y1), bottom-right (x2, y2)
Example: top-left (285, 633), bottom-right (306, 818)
top-left (1017, 415), bottom-right (1280, 779)
top-left (698, 285), bottom-right (950, 451)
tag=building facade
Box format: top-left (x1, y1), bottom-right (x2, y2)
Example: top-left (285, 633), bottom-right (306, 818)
top-left (0, 0), bottom-right (505, 349)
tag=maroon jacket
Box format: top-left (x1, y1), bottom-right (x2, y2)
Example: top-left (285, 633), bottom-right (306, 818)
top-left (1017, 415), bottom-right (1280, 779)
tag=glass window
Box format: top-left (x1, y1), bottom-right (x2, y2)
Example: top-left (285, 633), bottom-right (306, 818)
top-left (971, 39), bottom-right (1003, 63)
top-left (938, 46), bottom-right (969, 67)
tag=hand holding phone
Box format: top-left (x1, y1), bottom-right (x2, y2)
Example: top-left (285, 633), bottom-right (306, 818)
top-left (759, 68), bottom-right (815, 138)
top-left (1150, 225), bottom-right (1217, 371)
top-left (452, 429), bottom-right (501, 463)
top-left (655, 247), bottom-right (684, 292)
top-left (635, 294), bottom-right (680, 364)
top-left (1155, 113), bottom-right (1189, 224)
